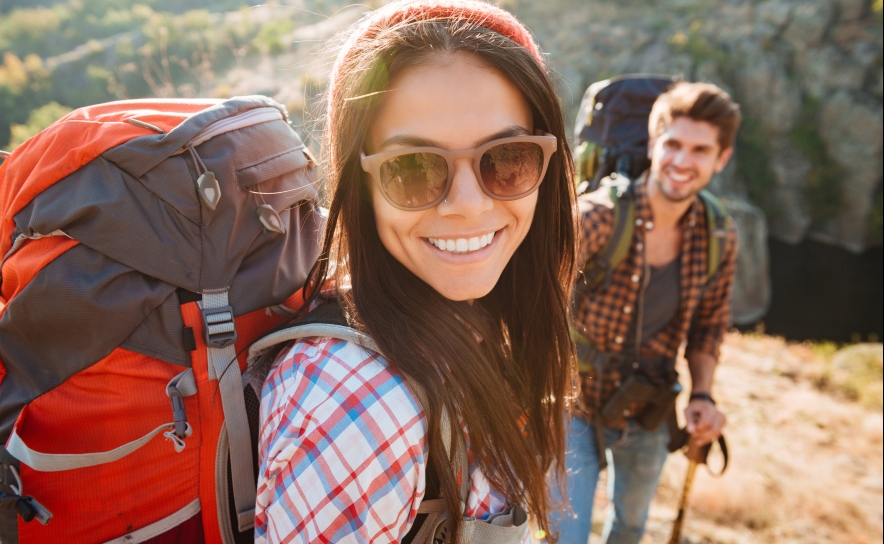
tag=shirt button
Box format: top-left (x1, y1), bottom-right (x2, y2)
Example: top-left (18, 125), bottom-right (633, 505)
top-left (636, 242), bottom-right (644, 251)
top-left (635, 218), bottom-right (643, 227)
top-left (614, 336), bottom-right (624, 344)
top-left (632, 361), bottom-right (640, 369)
top-left (631, 274), bottom-right (640, 283)
top-left (645, 221), bottom-right (654, 230)
top-left (623, 305), bottom-right (632, 314)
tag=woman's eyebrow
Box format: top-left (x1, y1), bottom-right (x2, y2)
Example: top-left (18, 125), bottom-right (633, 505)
top-left (377, 125), bottom-right (533, 151)
top-left (377, 134), bottom-right (445, 150)
top-left (474, 125), bottom-right (532, 146)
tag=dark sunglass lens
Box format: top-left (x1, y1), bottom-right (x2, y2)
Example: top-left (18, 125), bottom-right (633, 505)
top-left (480, 142), bottom-right (544, 197)
top-left (379, 152), bottom-right (448, 208)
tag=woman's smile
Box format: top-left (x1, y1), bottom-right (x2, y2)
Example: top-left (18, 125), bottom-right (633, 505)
top-left (427, 228), bottom-right (498, 254)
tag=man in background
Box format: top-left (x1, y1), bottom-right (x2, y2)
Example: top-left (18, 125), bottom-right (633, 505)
top-left (558, 82), bottom-right (741, 543)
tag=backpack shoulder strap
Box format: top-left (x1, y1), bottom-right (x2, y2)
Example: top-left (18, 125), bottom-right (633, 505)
top-left (698, 190), bottom-right (729, 284)
top-left (580, 184), bottom-right (635, 293)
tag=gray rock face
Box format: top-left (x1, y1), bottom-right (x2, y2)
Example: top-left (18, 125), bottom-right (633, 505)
top-left (797, 45), bottom-right (867, 99)
top-left (508, 0), bottom-right (883, 253)
top-left (722, 197), bottom-right (772, 325)
top-left (767, 140), bottom-right (814, 243)
top-left (734, 48), bottom-right (803, 135)
top-left (817, 91), bottom-right (884, 251)
top-left (833, 0), bottom-right (870, 22)
top-left (783, 0), bottom-right (837, 49)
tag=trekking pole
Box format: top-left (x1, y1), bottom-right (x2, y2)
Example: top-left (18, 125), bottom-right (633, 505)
top-left (668, 435), bottom-right (708, 544)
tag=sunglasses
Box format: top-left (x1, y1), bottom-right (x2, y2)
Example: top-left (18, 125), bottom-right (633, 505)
top-left (360, 134), bottom-right (557, 211)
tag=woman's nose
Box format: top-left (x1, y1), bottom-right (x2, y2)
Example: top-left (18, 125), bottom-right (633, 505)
top-left (436, 158), bottom-right (494, 217)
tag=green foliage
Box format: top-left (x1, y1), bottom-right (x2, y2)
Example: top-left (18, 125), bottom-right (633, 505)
top-left (253, 18), bottom-right (296, 55)
top-left (7, 101), bottom-right (72, 150)
top-left (667, 19), bottom-right (728, 73)
top-left (789, 97), bottom-right (844, 224)
top-left (735, 117), bottom-right (779, 216)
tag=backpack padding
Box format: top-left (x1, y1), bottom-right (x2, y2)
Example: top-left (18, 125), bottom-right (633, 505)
top-left (699, 190), bottom-right (728, 282)
top-left (0, 100), bottom-right (218, 259)
top-left (580, 186), bottom-right (635, 293)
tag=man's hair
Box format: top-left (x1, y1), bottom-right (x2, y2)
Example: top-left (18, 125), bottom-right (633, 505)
top-left (649, 82), bottom-right (742, 150)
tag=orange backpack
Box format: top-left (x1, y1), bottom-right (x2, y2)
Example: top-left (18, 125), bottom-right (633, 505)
top-left (0, 97), bottom-right (322, 544)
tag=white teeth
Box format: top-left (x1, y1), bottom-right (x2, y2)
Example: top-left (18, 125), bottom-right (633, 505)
top-left (428, 231), bottom-right (498, 254)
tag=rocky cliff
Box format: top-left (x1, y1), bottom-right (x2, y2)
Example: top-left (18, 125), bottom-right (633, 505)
top-left (506, 0), bottom-right (882, 254)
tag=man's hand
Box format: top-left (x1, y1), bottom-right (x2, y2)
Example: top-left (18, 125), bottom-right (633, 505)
top-left (684, 398), bottom-right (726, 446)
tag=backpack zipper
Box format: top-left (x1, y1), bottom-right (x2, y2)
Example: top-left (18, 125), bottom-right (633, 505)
top-left (186, 107), bottom-right (284, 149)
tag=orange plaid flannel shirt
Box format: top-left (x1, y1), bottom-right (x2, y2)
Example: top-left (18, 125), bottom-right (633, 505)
top-left (573, 175), bottom-right (738, 424)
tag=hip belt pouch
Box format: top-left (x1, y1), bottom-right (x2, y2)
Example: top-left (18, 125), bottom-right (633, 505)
top-left (601, 373), bottom-right (682, 431)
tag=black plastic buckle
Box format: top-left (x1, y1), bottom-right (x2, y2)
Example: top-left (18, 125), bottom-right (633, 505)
top-left (167, 385), bottom-right (189, 439)
top-left (0, 492), bottom-right (38, 522)
top-left (201, 305), bottom-right (238, 349)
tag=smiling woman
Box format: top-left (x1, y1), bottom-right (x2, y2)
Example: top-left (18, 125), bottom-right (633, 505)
top-left (253, 1), bottom-right (577, 543)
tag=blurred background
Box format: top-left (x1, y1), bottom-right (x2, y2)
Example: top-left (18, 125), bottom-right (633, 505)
top-left (1, 0), bottom-right (881, 542)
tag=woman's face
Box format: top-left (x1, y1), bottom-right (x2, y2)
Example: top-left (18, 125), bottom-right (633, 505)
top-left (365, 54), bottom-right (538, 301)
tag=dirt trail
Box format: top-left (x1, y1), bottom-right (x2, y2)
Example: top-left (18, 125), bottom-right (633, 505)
top-left (587, 332), bottom-right (883, 543)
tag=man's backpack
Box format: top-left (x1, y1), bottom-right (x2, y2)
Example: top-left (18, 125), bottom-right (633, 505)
top-left (573, 74), bottom-right (676, 194)
top-left (0, 96), bottom-right (323, 544)
top-left (572, 75), bottom-right (729, 292)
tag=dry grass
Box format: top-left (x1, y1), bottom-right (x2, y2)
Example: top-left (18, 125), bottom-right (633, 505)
top-left (587, 332), bottom-right (883, 543)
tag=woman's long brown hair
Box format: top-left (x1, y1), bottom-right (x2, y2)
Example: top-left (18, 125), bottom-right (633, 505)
top-left (307, 15), bottom-right (577, 541)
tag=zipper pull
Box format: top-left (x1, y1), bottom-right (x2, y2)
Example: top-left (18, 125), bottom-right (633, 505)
top-left (197, 171), bottom-right (221, 211)
top-left (256, 204), bottom-right (286, 234)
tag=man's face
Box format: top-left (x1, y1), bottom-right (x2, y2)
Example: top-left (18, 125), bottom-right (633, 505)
top-left (647, 116), bottom-right (733, 203)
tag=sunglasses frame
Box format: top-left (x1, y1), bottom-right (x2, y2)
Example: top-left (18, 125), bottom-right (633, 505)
top-left (360, 133), bottom-right (558, 211)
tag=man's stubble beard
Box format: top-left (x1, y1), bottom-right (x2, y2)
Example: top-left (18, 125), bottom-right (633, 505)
top-left (650, 168), bottom-right (705, 204)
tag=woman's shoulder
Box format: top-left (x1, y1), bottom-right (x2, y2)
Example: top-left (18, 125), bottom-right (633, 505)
top-left (261, 336), bottom-right (426, 438)
top-left (257, 336), bottom-right (429, 543)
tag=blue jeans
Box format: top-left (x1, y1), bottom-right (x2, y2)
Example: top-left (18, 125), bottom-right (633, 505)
top-left (550, 416), bottom-right (670, 544)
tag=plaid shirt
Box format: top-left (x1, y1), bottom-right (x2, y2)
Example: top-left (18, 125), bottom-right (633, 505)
top-left (256, 337), bottom-right (526, 544)
top-left (573, 174), bottom-right (737, 423)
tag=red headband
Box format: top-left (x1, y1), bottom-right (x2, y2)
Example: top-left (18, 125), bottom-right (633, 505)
top-left (329, 0), bottom-right (543, 107)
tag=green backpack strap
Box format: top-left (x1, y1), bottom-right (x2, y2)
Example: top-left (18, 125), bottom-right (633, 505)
top-left (579, 185), bottom-right (635, 293)
top-left (574, 141), bottom-right (601, 194)
top-left (698, 190), bottom-right (728, 284)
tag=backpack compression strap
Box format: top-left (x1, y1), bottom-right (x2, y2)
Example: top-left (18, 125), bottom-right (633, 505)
top-left (201, 290), bottom-right (257, 533)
